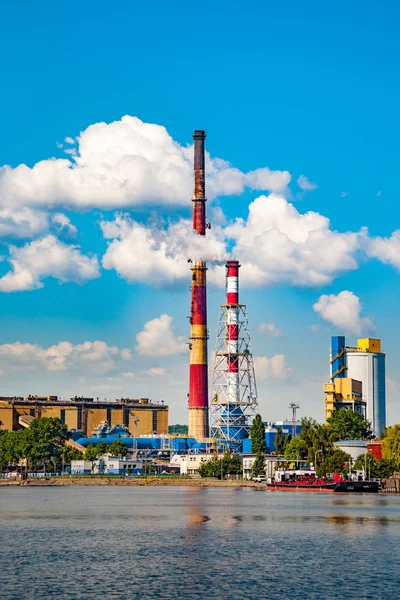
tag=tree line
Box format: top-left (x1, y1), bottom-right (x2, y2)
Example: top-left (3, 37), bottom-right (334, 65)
top-left (251, 409), bottom-right (400, 478)
top-left (0, 418), bottom-right (133, 473)
top-left (0, 418), bottom-right (81, 472)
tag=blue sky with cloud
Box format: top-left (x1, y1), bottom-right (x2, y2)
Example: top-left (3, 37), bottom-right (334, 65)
top-left (0, 0), bottom-right (399, 424)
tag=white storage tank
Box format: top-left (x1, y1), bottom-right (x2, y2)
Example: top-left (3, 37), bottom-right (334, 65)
top-left (345, 340), bottom-right (386, 437)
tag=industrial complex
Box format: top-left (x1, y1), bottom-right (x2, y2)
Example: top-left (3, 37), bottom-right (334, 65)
top-left (0, 396), bottom-right (168, 437)
top-left (0, 130), bottom-right (389, 478)
top-left (324, 336), bottom-right (386, 436)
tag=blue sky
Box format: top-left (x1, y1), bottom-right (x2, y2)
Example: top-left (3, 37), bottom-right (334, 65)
top-left (0, 0), bottom-right (399, 424)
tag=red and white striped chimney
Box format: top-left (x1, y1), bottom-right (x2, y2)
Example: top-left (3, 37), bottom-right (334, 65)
top-left (226, 261), bottom-right (240, 403)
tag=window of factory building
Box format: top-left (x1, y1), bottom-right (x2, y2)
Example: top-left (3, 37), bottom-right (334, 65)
top-left (60, 409), bottom-right (65, 425)
top-left (107, 407), bottom-right (112, 423)
top-left (124, 408), bottom-right (130, 427)
top-left (152, 410), bottom-right (158, 432)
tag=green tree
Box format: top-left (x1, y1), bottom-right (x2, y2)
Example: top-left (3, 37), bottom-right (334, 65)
top-left (109, 440), bottom-right (128, 457)
top-left (96, 442), bottom-right (108, 455)
top-left (59, 445), bottom-right (83, 470)
top-left (251, 414), bottom-right (266, 454)
top-left (274, 426), bottom-right (285, 455)
top-left (284, 436), bottom-right (308, 461)
top-left (382, 424), bottom-right (400, 461)
top-left (251, 451), bottom-right (265, 477)
top-left (353, 453), bottom-right (398, 478)
top-left (24, 418), bottom-right (69, 469)
top-left (198, 454), bottom-right (221, 478)
top-left (168, 424), bottom-right (188, 435)
top-left (85, 443), bottom-right (99, 472)
top-left (324, 449), bottom-right (351, 474)
top-left (222, 449), bottom-right (242, 476)
top-left (198, 450), bottom-right (242, 479)
top-left (326, 409), bottom-right (373, 441)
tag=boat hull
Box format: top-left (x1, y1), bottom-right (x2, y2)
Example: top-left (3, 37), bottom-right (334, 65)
top-left (267, 481), bottom-right (379, 493)
top-left (267, 483), bottom-right (336, 492)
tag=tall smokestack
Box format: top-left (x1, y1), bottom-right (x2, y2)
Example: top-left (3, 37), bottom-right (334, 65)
top-left (188, 130), bottom-right (208, 440)
top-left (226, 261), bottom-right (240, 405)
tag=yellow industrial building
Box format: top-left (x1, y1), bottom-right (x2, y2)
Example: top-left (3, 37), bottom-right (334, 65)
top-left (324, 378), bottom-right (366, 422)
top-left (0, 396), bottom-right (168, 436)
top-left (324, 337), bottom-right (383, 423)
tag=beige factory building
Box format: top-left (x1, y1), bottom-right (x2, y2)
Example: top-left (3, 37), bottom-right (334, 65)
top-left (0, 396), bottom-right (168, 437)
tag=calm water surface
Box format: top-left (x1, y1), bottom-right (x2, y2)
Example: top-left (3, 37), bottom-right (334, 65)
top-left (1, 486), bottom-right (400, 599)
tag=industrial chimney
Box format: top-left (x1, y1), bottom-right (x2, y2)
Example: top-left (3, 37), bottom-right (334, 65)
top-left (188, 130), bottom-right (209, 440)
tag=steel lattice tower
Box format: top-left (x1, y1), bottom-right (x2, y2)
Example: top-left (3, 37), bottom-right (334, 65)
top-left (210, 261), bottom-right (258, 445)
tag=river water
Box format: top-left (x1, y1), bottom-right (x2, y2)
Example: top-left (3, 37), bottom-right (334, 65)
top-left (1, 486), bottom-right (400, 599)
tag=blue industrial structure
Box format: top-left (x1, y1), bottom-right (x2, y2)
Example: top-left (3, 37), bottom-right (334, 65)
top-left (331, 335), bottom-right (346, 379)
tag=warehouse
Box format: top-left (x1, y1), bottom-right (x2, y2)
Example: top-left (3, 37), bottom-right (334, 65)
top-left (0, 396), bottom-right (168, 437)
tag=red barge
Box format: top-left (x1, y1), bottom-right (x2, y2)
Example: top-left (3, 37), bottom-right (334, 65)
top-left (266, 469), bottom-right (379, 493)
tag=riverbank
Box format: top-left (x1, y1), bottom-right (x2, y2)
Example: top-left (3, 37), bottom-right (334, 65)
top-left (0, 476), bottom-right (263, 487)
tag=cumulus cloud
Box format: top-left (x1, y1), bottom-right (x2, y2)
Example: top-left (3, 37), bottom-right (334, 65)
top-left (259, 322), bottom-right (283, 337)
top-left (101, 214), bottom-right (227, 285)
top-left (0, 235), bottom-right (100, 292)
top-left (0, 208), bottom-right (49, 238)
top-left (224, 194), bottom-right (360, 287)
top-left (313, 290), bottom-right (374, 335)
top-left (297, 175), bottom-right (317, 191)
top-left (363, 229), bottom-right (400, 270)
top-left (0, 116), bottom-right (290, 210)
top-left (51, 213), bottom-right (77, 237)
top-left (100, 194), bottom-right (362, 289)
top-left (135, 314), bottom-right (187, 357)
top-left (0, 340), bottom-right (132, 373)
top-left (254, 354), bottom-right (292, 381)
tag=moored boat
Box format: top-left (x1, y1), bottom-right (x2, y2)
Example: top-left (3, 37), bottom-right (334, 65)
top-left (266, 468), bottom-right (379, 493)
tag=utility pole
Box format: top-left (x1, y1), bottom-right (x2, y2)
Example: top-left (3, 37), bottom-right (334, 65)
top-left (289, 403), bottom-right (300, 438)
top-left (131, 416), bottom-right (140, 460)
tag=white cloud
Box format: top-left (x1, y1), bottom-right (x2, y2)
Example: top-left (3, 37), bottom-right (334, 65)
top-left (340, 191), bottom-right (351, 198)
top-left (0, 235), bottom-right (100, 292)
top-left (0, 116), bottom-right (290, 210)
top-left (254, 354), bottom-right (292, 381)
top-left (51, 213), bottom-right (77, 237)
top-left (144, 367), bottom-right (166, 376)
top-left (224, 194), bottom-right (360, 287)
top-left (0, 340), bottom-right (132, 373)
top-left (259, 322), bottom-right (283, 337)
top-left (0, 208), bottom-right (49, 238)
top-left (313, 290), bottom-right (374, 335)
top-left (135, 314), bottom-right (187, 357)
top-left (309, 324), bottom-right (321, 334)
top-left (297, 174), bottom-right (317, 191)
top-left (363, 229), bottom-right (400, 270)
top-left (101, 214), bottom-right (227, 285)
top-left (100, 195), bottom-right (361, 289)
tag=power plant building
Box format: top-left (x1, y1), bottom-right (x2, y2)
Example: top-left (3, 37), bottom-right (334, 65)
top-left (0, 396), bottom-right (168, 437)
top-left (326, 336), bottom-right (386, 437)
